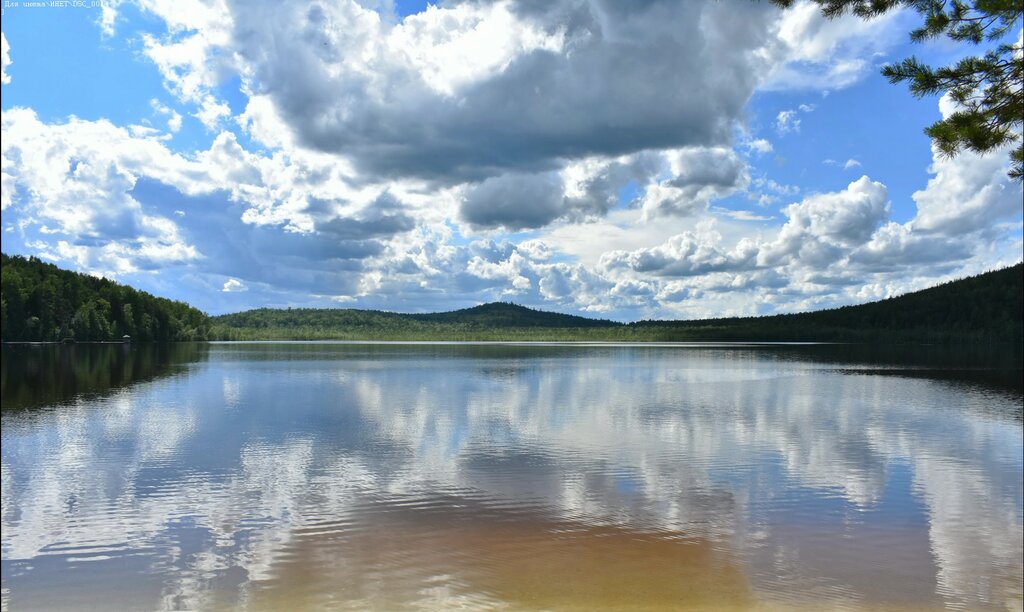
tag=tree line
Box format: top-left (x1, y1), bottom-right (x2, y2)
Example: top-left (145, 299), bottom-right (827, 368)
top-left (2, 251), bottom-right (1019, 344)
top-left (213, 264), bottom-right (1023, 344)
top-left (1, 254), bottom-right (211, 342)
top-left (632, 263), bottom-right (1023, 343)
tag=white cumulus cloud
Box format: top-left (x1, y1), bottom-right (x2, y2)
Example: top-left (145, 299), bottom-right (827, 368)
top-left (222, 278), bottom-right (247, 292)
top-left (1, 32), bottom-right (11, 85)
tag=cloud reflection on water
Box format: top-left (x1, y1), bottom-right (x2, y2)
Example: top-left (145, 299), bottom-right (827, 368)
top-left (1, 344), bottom-right (1021, 610)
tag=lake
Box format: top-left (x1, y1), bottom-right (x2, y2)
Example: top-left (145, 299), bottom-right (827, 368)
top-left (2, 342), bottom-right (1021, 610)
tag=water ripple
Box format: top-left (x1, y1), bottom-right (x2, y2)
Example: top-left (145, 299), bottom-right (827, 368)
top-left (1, 343), bottom-right (1020, 610)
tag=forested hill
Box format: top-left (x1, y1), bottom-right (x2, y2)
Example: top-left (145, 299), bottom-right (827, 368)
top-left (211, 302), bottom-right (616, 338)
top-left (2, 251), bottom-right (1020, 343)
top-left (1, 254), bottom-right (211, 342)
top-left (630, 263), bottom-right (1023, 343)
top-left (213, 264), bottom-right (1022, 343)
top-left (411, 302), bottom-right (615, 327)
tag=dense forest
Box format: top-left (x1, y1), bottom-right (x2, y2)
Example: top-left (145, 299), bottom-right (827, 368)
top-left (213, 264), bottom-right (1023, 343)
top-left (2, 252), bottom-right (1020, 343)
top-left (212, 302), bottom-right (618, 340)
top-left (409, 303), bottom-right (616, 328)
top-left (630, 263), bottom-right (1024, 343)
top-left (1, 254), bottom-right (211, 342)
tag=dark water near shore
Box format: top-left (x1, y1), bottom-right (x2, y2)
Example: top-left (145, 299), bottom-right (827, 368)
top-left (2, 342), bottom-right (1021, 610)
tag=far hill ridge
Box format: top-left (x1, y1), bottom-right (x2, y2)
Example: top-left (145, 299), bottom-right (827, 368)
top-left (408, 302), bottom-right (617, 328)
top-left (212, 263), bottom-right (1023, 343)
top-left (2, 251), bottom-right (1019, 344)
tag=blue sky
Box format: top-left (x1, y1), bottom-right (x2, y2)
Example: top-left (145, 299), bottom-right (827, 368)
top-left (1, 0), bottom-right (1020, 318)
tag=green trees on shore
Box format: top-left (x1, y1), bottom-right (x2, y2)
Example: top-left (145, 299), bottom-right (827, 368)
top-left (1, 254), bottom-right (211, 342)
top-left (630, 263), bottom-right (1023, 343)
top-left (212, 264), bottom-right (1023, 344)
top-left (2, 251), bottom-right (1020, 344)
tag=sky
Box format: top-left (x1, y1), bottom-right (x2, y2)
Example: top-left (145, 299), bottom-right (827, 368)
top-left (1, 0), bottom-right (1021, 319)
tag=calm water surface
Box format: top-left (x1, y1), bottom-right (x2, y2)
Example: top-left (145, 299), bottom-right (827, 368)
top-left (2, 342), bottom-right (1022, 610)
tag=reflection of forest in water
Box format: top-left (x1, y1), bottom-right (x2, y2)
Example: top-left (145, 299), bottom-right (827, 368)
top-left (1, 343), bottom-right (209, 411)
top-left (770, 343), bottom-right (1024, 400)
top-left (211, 341), bottom-right (1023, 397)
top-left (1, 342), bottom-right (1020, 610)
top-left (2, 342), bottom-right (1019, 413)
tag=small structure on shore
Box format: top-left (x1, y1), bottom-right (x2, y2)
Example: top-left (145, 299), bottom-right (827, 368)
top-left (122, 335), bottom-right (132, 343)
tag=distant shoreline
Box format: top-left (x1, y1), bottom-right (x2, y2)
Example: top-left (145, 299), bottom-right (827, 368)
top-left (2, 340), bottom-right (135, 346)
top-left (3, 337), bottom-right (1020, 346)
top-left (3, 254), bottom-right (1021, 346)
top-left (2, 339), bottom-right (836, 345)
